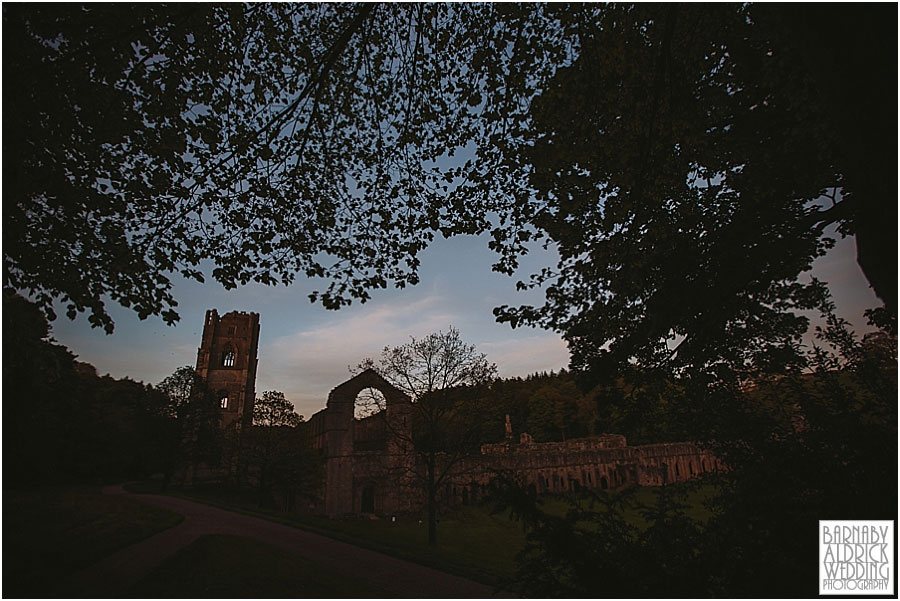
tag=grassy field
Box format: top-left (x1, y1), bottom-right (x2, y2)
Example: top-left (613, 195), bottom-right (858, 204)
top-left (128, 534), bottom-right (391, 598)
top-left (127, 479), bottom-right (524, 585)
top-left (3, 485), bottom-right (184, 598)
top-left (127, 478), bottom-right (718, 587)
top-left (546, 480), bottom-right (719, 529)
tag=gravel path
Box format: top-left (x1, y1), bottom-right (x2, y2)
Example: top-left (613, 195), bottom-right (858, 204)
top-left (65, 485), bottom-right (510, 598)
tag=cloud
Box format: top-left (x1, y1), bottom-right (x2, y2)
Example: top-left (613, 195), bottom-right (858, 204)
top-left (255, 292), bottom-right (572, 418)
top-left (257, 294), bottom-right (463, 416)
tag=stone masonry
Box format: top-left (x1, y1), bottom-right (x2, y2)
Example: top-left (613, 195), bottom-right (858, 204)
top-left (307, 371), bottom-right (721, 517)
top-left (196, 309), bottom-right (260, 430)
top-left (192, 310), bottom-right (720, 514)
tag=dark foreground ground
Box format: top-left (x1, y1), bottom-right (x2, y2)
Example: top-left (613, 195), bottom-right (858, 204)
top-left (5, 485), bottom-right (511, 598)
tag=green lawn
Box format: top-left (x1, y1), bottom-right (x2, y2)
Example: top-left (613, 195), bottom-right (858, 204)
top-left (3, 485), bottom-right (184, 598)
top-left (290, 505), bottom-right (525, 584)
top-left (125, 478), bottom-right (719, 588)
top-left (128, 534), bottom-right (391, 598)
top-left (126, 480), bottom-right (524, 585)
top-left (539, 481), bottom-right (718, 530)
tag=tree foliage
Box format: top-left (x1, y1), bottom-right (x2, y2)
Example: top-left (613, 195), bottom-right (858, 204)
top-left (156, 365), bottom-right (222, 478)
top-left (4, 289), bottom-right (179, 482)
top-left (527, 380), bottom-right (583, 442)
top-left (496, 302), bottom-right (897, 597)
top-left (8, 5), bottom-right (892, 400)
top-left (230, 391), bottom-right (321, 510)
top-left (5, 3), bottom-right (566, 332)
top-left (252, 390), bottom-right (302, 428)
top-left (494, 3), bottom-right (896, 379)
top-left (156, 365), bottom-right (200, 420)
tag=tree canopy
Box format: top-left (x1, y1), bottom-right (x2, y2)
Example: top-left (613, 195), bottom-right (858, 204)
top-left (493, 3), bottom-right (896, 379)
top-left (252, 390), bottom-right (302, 428)
top-left (5, 3), bottom-right (564, 332)
top-left (7, 4), bottom-right (893, 381)
top-left (240, 391), bottom-right (320, 509)
top-left (4, 289), bottom-right (180, 483)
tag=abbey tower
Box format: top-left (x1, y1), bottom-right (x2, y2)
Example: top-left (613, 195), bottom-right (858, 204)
top-left (195, 309), bottom-right (260, 429)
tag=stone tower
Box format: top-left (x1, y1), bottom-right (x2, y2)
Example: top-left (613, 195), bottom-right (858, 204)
top-left (195, 309), bottom-right (260, 429)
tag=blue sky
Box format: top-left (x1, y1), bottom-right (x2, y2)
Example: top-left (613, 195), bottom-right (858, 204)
top-left (48, 228), bottom-right (880, 419)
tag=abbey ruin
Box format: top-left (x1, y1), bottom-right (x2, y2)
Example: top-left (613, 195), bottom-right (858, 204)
top-left (199, 309), bottom-right (719, 517)
top-left (307, 369), bottom-right (719, 517)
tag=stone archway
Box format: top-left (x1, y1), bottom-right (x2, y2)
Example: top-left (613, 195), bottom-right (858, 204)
top-left (319, 369), bottom-right (412, 516)
top-left (360, 484), bottom-right (376, 513)
top-left (326, 368), bottom-right (410, 415)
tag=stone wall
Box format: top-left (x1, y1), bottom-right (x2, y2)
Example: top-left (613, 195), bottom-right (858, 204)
top-left (307, 369), bottom-right (413, 516)
top-left (307, 370), bottom-right (721, 517)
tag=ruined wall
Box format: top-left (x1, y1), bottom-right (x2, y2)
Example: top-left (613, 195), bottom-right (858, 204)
top-left (309, 369), bottom-right (414, 516)
top-left (431, 436), bottom-right (719, 508)
top-left (308, 374), bottom-right (721, 517)
top-left (634, 442), bottom-right (721, 486)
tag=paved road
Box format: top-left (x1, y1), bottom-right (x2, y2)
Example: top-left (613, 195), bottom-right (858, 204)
top-left (66, 486), bottom-right (510, 598)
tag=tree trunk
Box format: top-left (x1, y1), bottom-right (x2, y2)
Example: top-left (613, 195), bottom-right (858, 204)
top-left (427, 459), bottom-right (437, 545)
top-left (258, 469), bottom-right (267, 508)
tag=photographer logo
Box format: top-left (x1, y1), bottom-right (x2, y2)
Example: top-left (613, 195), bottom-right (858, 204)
top-left (820, 520), bottom-right (894, 595)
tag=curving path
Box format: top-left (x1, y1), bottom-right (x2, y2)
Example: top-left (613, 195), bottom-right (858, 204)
top-left (65, 485), bottom-right (511, 598)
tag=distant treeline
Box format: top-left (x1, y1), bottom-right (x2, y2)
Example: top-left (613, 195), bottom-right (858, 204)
top-left (4, 290), bottom-right (181, 483)
top-left (464, 368), bottom-right (713, 447)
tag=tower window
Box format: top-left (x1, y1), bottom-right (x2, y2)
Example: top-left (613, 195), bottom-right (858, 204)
top-left (220, 395), bottom-right (229, 409)
top-left (222, 346), bottom-right (236, 367)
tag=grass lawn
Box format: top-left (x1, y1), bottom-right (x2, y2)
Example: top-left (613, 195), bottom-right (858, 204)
top-left (540, 480), bottom-right (718, 530)
top-left (3, 485), bottom-right (184, 598)
top-left (126, 478), bottom-right (718, 587)
top-left (128, 534), bottom-right (391, 598)
top-left (127, 479), bottom-right (524, 585)
top-left (290, 504), bottom-right (525, 585)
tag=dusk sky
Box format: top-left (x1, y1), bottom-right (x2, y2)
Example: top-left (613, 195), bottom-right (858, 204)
top-left (47, 225), bottom-right (880, 419)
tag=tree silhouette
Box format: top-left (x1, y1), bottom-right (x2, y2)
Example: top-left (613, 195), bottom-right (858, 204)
top-left (498, 307), bottom-right (896, 597)
top-left (157, 366), bottom-right (201, 421)
top-left (494, 4), bottom-right (896, 378)
top-left (356, 327), bottom-right (497, 545)
top-left (4, 289), bottom-right (181, 483)
top-left (231, 391), bottom-right (321, 509)
top-left (7, 5), bottom-right (891, 359)
top-left (157, 365), bottom-right (221, 485)
top-left (4, 4), bottom-right (563, 331)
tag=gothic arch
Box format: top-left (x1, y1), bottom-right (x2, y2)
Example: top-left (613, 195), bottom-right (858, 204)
top-left (326, 368), bottom-right (410, 418)
top-left (221, 343), bottom-right (236, 367)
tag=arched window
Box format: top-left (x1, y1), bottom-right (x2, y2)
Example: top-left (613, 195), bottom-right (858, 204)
top-left (222, 346), bottom-right (235, 367)
top-left (220, 394), bottom-right (229, 409)
top-left (354, 387), bottom-right (386, 420)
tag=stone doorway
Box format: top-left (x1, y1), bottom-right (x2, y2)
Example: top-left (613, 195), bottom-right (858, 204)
top-left (361, 484), bottom-right (375, 514)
